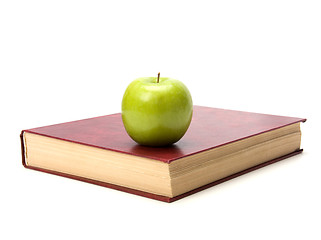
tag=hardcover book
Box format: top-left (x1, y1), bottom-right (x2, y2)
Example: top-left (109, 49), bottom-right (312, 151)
top-left (20, 106), bottom-right (306, 202)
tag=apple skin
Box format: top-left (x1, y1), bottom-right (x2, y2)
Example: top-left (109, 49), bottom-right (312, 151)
top-left (121, 77), bottom-right (193, 147)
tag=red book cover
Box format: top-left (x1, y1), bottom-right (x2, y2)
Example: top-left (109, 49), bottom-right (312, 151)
top-left (21, 106), bottom-right (306, 202)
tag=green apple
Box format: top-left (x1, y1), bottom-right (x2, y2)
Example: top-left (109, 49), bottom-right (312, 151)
top-left (121, 74), bottom-right (193, 146)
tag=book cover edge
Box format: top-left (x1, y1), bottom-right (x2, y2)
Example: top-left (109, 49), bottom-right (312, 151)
top-left (20, 131), bottom-right (27, 168)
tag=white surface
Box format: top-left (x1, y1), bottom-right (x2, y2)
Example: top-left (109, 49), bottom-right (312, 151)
top-left (1, 1), bottom-right (320, 239)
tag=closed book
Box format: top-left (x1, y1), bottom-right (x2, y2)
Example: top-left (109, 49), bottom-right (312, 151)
top-left (20, 106), bottom-right (306, 202)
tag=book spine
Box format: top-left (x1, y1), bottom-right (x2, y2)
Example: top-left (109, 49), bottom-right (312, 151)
top-left (20, 131), bottom-right (27, 168)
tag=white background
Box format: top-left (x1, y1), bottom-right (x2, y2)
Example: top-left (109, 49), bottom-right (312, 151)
top-left (1, 1), bottom-right (320, 239)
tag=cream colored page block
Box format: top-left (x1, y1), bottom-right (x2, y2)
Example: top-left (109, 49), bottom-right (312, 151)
top-left (170, 132), bottom-right (301, 197)
top-left (24, 132), bottom-right (172, 197)
top-left (23, 124), bottom-right (302, 198)
top-left (169, 123), bottom-right (300, 173)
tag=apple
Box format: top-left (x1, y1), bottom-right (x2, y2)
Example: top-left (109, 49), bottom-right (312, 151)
top-left (121, 73), bottom-right (193, 146)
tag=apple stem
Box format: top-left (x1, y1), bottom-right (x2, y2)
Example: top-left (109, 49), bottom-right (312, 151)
top-left (157, 72), bottom-right (160, 83)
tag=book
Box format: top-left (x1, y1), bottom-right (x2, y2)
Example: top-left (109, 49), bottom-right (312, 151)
top-left (20, 106), bottom-right (306, 202)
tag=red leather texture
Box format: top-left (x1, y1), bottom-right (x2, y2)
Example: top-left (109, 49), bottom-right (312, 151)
top-left (23, 105), bottom-right (306, 163)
